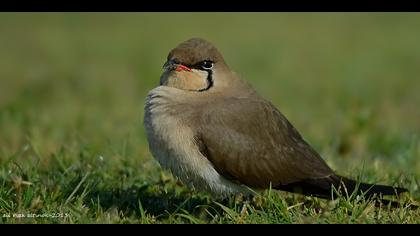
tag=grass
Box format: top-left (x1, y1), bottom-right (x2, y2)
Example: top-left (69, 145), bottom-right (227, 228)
top-left (0, 13), bottom-right (419, 223)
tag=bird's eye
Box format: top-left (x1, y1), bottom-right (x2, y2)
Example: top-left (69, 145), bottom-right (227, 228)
top-left (201, 60), bottom-right (214, 70)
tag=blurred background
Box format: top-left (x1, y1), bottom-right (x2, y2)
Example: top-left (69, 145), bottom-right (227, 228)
top-left (0, 13), bottom-right (419, 178)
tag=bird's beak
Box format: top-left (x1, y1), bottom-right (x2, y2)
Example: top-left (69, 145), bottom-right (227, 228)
top-left (163, 60), bottom-right (176, 71)
top-left (163, 59), bottom-right (192, 72)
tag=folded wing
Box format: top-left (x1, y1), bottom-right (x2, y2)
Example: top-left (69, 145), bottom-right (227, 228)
top-left (194, 97), bottom-right (334, 189)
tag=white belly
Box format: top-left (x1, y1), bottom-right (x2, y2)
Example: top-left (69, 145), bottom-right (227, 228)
top-left (144, 87), bottom-right (253, 197)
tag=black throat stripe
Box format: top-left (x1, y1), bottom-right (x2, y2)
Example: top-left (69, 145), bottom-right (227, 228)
top-left (198, 69), bottom-right (213, 92)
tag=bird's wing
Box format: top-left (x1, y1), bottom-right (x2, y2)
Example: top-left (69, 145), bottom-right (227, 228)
top-left (194, 97), bottom-right (334, 189)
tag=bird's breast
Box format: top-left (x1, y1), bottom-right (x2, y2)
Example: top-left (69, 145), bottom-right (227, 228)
top-left (144, 87), bottom-right (210, 184)
top-left (143, 86), bottom-right (252, 196)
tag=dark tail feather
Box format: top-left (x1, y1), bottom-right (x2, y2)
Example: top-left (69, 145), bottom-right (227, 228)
top-left (276, 175), bottom-right (408, 199)
top-left (337, 176), bottom-right (408, 197)
top-left (275, 175), bottom-right (413, 209)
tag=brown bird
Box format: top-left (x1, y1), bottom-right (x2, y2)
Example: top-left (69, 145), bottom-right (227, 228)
top-left (144, 38), bottom-right (408, 200)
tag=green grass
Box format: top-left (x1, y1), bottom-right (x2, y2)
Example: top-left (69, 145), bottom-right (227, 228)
top-left (0, 13), bottom-right (419, 223)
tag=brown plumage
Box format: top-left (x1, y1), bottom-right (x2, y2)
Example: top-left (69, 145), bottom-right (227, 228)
top-left (167, 38), bottom-right (226, 67)
top-left (144, 38), bottom-right (408, 200)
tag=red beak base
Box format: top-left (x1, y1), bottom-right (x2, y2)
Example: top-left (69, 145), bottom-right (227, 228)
top-left (175, 65), bottom-right (192, 72)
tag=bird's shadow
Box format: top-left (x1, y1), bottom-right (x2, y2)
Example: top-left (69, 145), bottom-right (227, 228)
top-left (84, 180), bottom-right (232, 221)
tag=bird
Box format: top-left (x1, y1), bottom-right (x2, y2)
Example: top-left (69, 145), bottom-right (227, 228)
top-left (143, 37), bottom-right (408, 201)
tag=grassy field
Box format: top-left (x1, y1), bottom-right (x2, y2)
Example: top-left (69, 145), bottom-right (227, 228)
top-left (0, 13), bottom-right (419, 223)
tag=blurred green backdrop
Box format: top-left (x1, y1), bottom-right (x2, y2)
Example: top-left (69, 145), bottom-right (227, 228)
top-left (0, 13), bottom-right (419, 177)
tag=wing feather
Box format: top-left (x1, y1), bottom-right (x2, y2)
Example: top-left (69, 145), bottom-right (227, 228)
top-left (195, 97), bottom-right (334, 188)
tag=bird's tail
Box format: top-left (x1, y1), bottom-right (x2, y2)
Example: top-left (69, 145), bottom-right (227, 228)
top-left (276, 174), bottom-right (408, 199)
top-left (336, 175), bottom-right (408, 197)
top-left (336, 176), bottom-right (419, 209)
top-left (276, 174), bottom-right (414, 208)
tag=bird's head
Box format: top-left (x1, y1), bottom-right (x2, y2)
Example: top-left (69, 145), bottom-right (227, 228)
top-left (160, 38), bottom-right (231, 92)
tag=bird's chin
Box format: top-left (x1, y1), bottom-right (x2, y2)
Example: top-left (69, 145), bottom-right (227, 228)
top-left (159, 70), bottom-right (208, 91)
